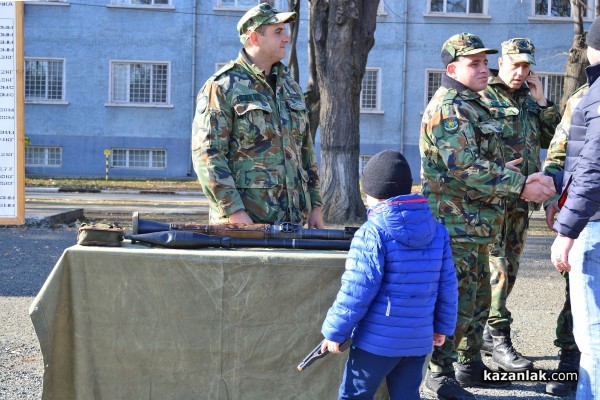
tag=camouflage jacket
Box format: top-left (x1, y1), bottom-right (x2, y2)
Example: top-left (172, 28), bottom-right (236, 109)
top-left (479, 75), bottom-right (560, 212)
top-left (192, 50), bottom-right (322, 224)
top-left (420, 74), bottom-right (526, 243)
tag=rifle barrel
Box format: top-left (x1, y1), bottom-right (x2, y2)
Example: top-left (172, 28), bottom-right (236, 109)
top-left (125, 231), bottom-right (350, 251)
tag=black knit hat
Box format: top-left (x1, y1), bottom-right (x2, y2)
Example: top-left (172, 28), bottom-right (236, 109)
top-left (588, 18), bottom-right (600, 50)
top-left (361, 150), bottom-right (413, 199)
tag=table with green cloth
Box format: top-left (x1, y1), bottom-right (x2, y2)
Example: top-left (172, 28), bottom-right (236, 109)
top-left (29, 242), bottom-right (358, 400)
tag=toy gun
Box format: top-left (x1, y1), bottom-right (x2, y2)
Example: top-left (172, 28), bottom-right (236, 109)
top-left (125, 230), bottom-right (351, 251)
top-left (297, 339), bottom-right (352, 372)
top-left (132, 212), bottom-right (358, 240)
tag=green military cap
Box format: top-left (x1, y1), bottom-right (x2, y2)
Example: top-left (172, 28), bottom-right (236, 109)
top-left (501, 38), bottom-right (536, 65)
top-left (441, 32), bottom-right (498, 66)
top-left (237, 3), bottom-right (297, 44)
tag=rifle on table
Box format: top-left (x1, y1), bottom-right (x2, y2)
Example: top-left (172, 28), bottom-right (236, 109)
top-left (132, 212), bottom-right (358, 241)
top-left (297, 339), bottom-right (352, 372)
top-left (125, 230), bottom-right (351, 251)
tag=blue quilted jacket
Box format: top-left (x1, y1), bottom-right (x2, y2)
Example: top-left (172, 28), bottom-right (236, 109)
top-left (321, 193), bottom-right (458, 357)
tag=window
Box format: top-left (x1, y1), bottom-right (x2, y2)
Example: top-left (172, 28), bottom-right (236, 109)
top-left (217, 0), bottom-right (274, 8)
top-left (25, 59), bottom-right (64, 102)
top-left (110, 0), bottom-right (169, 5)
top-left (429, 0), bottom-right (484, 14)
top-left (360, 68), bottom-right (381, 112)
top-left (425, 70), bottom-right (444, 105)
top-left (110, 61), bottom-right (169, 105)
top-left (538, 73), bottom-right (565, 104)
top-left (25, 146), bottom-right (62, 167)
top-left (534, 0), bottom-right (590, 18)
top-left (111, 148), bottom-right (166, 169)
top-left (359, 155), bottom-right (372, 175)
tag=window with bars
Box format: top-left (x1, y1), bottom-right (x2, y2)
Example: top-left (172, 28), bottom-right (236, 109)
top-left (111, 149), bottom-right (166, 169)
top-left (25, 146), bottom-right (62, 167)
top-left (360, 68), bottom-right (381, 112)
top-left (359, 155), bottom-right (372, 175)
top-left (429, 0), bottom-right (485, 14)
top-left (534, 0), bottom-right (590, 18)
top-left (25, 59), bottom-right (64, 102)
top-left (110, 61), bottom-right (169, 105)
top-left (538, 73), bottom-right (565, 104)
top-left (426, 70), bottom-right (444, 105)
top-left (111, 0), bottom-right (169, 5)
top-left (217, 0), bottom-right (274, 8)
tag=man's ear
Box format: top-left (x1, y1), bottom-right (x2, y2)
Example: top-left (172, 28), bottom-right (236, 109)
top-left (446, 63), bottom-right (455, 75)
top-left (248, 30), bottom-right (260, 46)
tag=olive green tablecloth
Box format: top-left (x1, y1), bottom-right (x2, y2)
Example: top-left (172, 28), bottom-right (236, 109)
top-left (29, 243), bottom-right (355, 400)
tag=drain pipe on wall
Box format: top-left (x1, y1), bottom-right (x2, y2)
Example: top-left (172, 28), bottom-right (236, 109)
top-left (399, 0), bottom-right (408, 155)
top-left (188, 0), bottom-right (198, 177)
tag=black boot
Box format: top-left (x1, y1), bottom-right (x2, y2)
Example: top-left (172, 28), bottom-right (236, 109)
top-left (481, 325), bottom-right (493, 356)
top-left (545, 349), bottom-right (581, 396)
top-left (455, 359), bottom-right (511, 388)
top-left (488, 327), bottom-right (533, 372)
top-left (422, 370), bottom-right (474, 400)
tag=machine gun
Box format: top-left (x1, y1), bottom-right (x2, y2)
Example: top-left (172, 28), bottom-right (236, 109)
top-left (297, 339), bottom-right (352, 372)
top-left (132, 212), bottom-right (358, 241)
top-left (125, 230), bottom-right (351, 251)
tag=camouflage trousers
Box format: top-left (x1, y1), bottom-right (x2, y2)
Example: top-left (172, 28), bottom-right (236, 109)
top-left (429, 241), bottom-right (491, 373)
top-left (555, 271), bottom-right (578, 351)
top-left (486, 209), bottom-right (528, 330)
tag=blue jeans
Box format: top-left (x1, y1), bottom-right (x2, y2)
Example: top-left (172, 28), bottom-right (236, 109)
top-left (569, 220), bottom-right (600, 399)
top-left (339, 345), bottom-right (427, 400)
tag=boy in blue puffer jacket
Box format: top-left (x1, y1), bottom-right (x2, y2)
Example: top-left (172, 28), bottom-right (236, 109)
top-left (321, 150), bottom-right (458, 400)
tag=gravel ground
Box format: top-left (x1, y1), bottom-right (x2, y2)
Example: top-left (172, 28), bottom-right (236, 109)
top-left (0, 219), bottom-right (577, 400)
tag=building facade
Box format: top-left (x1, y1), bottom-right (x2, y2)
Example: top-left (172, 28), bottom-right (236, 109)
top-left (24, 0), bottom-right (594, 180)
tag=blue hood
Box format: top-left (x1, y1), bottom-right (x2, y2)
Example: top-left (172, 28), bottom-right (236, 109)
top-left (367, 193), bottom-right (437, 248)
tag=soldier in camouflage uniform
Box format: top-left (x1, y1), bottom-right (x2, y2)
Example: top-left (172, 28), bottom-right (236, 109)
top-left (478, 38), bottom-right (561, 373)
top-left (541, 84), bottom-right (587, 396)
top-left (420, 33), bottom-right (557, 400)
top-left (191, 3), bottom-right (324, 227)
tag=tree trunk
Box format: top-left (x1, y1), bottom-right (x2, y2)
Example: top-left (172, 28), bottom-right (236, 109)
top-left (310, 0), bottom-right (379, 225)
top-left (560, 0), bottom-right (589, 112)
top-left (305, 2), bottom-right (320, 143)
top-left (286, 0), bottom-right (300, 82)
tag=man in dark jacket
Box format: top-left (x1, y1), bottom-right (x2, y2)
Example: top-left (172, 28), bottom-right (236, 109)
top-left (551, 17), bottom-right (600, 399)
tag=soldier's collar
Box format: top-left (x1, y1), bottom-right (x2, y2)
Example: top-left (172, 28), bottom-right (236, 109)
top-left (487, 74), bottom-right (529, 97)
top-left (442, 74), bottom-right (480, 99)
top-left (239, 49), bottom-right (284, 78)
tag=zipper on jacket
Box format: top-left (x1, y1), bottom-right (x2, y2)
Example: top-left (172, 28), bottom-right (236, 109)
top-left (385, 293), bottom-right (391, 317)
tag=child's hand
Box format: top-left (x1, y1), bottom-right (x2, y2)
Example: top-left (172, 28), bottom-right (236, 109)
top-left (321, 339), bottom-right (342, 353)
top-left (433, 333), bottom-right (445, 347)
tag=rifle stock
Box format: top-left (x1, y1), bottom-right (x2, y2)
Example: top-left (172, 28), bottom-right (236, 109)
top-left (125, 230), bottom-right (351, 251)
top-left (132, 212), bottom-right (358, 240)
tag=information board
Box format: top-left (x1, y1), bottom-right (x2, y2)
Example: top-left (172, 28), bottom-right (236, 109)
top-left (0, 2), bottom-right (23, 225)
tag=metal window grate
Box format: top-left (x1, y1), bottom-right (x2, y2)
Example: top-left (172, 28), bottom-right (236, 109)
top-left (111, 62), bottom-right (169, 104)
top-left (25, 146), bottom-right (62, 166)
top-left (110, 148), bottom-right (166, 169)
top-left (427, 71), bottom-right (443, 103)
top-left (539, 74), bottom-right (564, 105)
top-left (25, 59), bottom-right (64, 101)
top-left (361, 69), bottom-right (379, 110)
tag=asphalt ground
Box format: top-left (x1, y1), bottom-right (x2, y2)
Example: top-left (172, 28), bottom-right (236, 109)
top-left (0, 190), bottom-right (576, 399)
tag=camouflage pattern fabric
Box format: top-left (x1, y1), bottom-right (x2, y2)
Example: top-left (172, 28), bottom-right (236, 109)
top-left (420, 75), bottom-right (526, 243)
top-left (440, 32), bottom-right (498, 66)
top-left (429, 241), bottom-right (491, 373)
top-left (480, 74), bottom-right (561, 330)
top-left (555, 271), bottom-right (578, 350)
top-left (192, 50), bottom-right (322, 224)
top-left (420, 74), bottom-right (525, 373)
top-left (236, 3), bottom-right (296, 45)
top-left (487, 209), bottom-right (528, 330)
top-left (542, 86), bottom-right (587, 352)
